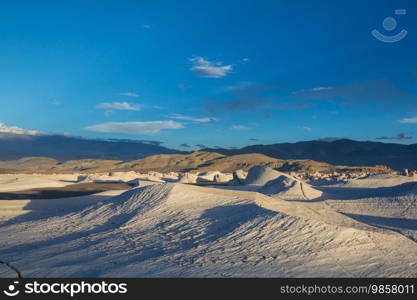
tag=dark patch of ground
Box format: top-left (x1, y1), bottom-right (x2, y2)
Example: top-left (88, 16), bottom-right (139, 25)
top-left (0, 183), bottom-right (133, 200)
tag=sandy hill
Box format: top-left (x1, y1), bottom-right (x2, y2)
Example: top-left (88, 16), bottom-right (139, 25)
top-left (277, 159), bottom-right (332, 173)
top-left (1, 182), bottom-right (417, 277)
top-left (52, 159), bottom-right (123, 173)
top-left (0, 157), bottom-right (122, 174)
top-left (195, 153), bottom-right (283, 173)
top-left (116, 152), bottom-right (226, 173)
top-left (0, 152), bottom-right (394, 175)
top-left (0, 157), bottom-right (59, 173)
top-left (245, 165), bottom-right (286, 185)
top-left (242, 165), bottom-right (323, 200)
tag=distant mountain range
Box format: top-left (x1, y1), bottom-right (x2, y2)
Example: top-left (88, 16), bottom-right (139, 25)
top-left (0, 152), bottom-right (392, 175)
top-left (203, 139), bottom-right (417, 170)
top-left (0, 133), bottom-right (183, 161)
top-left (1, 133), bottom-right (416, 170)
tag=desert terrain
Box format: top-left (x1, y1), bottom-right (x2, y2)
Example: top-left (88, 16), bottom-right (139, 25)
top-left (0, 153), bottom-right (417, 277)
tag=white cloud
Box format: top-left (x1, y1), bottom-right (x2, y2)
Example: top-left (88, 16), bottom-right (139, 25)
top-left (85, 121), bottom-right (184, 135)
top-left (231, 125), bottom-right (249, 130)
top-left (168, 113), bottom-right (217, 123)
top-left (51, 100), bottom-right (61, 105)
top-left (119, 92), bottom-right (139, 98)
top-left (219, 81), bottom-right (256, 93)
top-left (399, 116), bottom-right (417, 124)
top-left (96, 102), bottom-right (140, 111)
top-left (143, 24), bottom-right (151, 29)
top-left (293, 86), bottom-right (334, 94)
top-left (0, 122), bottom-right (46, 136)
top-left (311, 86), bottom-right (334, 91)
top-left (189, 57), bottom-right (232, 78)
top-left (299, 126), bottom-right (312, 131)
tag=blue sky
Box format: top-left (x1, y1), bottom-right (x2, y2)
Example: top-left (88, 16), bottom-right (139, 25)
top-left (1, 0), bottom-right (417, 150)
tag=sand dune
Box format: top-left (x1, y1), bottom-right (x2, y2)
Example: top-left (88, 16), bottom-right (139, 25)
top-left (243, 165), bottom-right (322, 200)
top-left (1, 171), bottom-right (417, 277)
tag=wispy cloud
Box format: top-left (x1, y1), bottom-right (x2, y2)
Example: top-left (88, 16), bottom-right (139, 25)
top-left (189, 57), bottom-right (232, 78)
top-left (293, 86), bottom-right (334, 94)
top-left (299, 126), bottom-right (312, 132)
top-left (96, 102), bottom-right (141, 111)
top-left (0, 122), bottom-right (47, 136)
top-left (168, 113), bottom-right (217, 123)
top-left (231, 125), bottom-right (249, 130)
top-left (205, 82), bottom-right (275, 114)
top-left (143, 24), bottom-right (152, 29)
top-left (119, 92), bottom-right (139, 98)
top-left (138, 140), bottom-right (164, 146)
top-left (216, 81), bottom-right (274, 94)
top-left (85, 120), bottom-right (184, 135)
top-left (195, 144), bottom-right (207, 148)
top-left (311, 86), bottom-right (334, 91)
top-left (294, 80), bottom-right (413, 106)
top-left (376, 133), bottom-right (412, 141)
top-left (399, 116), bottom-right (417, 124)
top-left (206, 98), bottom-right (272, 113)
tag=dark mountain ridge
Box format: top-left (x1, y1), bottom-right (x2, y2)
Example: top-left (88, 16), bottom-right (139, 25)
top-left (0, 133), bottom-right (184, 161)
top-left (203, 139), bottom-right (417, 170)
top-left (1, 133), bottom-right (416, 170)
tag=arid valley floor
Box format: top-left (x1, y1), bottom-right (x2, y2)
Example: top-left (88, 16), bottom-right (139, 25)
top-left (1, 153), bottom-right (417, 277)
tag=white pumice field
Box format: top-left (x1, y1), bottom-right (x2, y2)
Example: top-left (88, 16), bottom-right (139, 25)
top-left (1, 166), bottom-right (417, 277)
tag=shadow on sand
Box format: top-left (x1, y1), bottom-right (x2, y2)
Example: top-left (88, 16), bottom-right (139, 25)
top-left (0, 194), bottom-right (113, 228)
top-left (0, 182), bottom-right (133, 200)
top-left (342, 212), bottom-right (417, 231)
top-left (286, 181), bottom-right (417, 202)
top-left (200, 204), bottom-right (277, 242)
